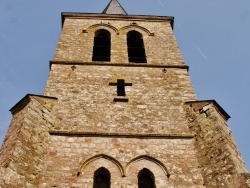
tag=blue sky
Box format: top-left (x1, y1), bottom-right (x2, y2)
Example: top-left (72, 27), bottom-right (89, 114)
top-left (0, 0), bottom-right (249, 171)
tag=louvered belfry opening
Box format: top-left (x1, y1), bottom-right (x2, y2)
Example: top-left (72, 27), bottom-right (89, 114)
top-left (138, 168), bottom-right (156, 188)
top-left (92, 29), bottom-right (111, 62)
top-left (93, 167), bottom-right (111, 188)
top-left (127, 30), bottom-right (147, 63)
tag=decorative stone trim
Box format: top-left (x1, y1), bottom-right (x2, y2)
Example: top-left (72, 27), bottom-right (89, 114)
top-left (50, 60), bottom-right (189, 70)
top-left (49, 131), bottom-right (194, 139)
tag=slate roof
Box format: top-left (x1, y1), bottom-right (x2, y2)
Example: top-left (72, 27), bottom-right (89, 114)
top-left (102, 0), bottom-right (128, 15)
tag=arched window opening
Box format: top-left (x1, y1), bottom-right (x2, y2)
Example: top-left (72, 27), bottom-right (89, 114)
top-left (92, 29), bottom-right (111, 62)
top-left (93, 167), bottom-right (111, 188)
top-left (138, 168), bottom-right (156, 188)
top-left (127, 30), bottom-right (147, 63)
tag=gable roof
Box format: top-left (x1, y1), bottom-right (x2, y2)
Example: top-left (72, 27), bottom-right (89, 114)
top-left (102, 0), bottom-right (128, 15)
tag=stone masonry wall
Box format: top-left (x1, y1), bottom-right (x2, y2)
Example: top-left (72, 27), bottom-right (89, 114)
top-left (39, 135), bottom-right (205, 188)
top-left (0, 167), bottom-right (33, 188)
top-left (44, 65), bottom-right (196, 135)
top-left (0, 95), bottom-right (57, 187)
top-left (0, 100), bottom-right (28, 168)
top-left (0, 102), bottom-right (31, 187)
top-left (53, 16), bottom-right (184, 66)
top-left (185, 101), bottom-right (250, 188)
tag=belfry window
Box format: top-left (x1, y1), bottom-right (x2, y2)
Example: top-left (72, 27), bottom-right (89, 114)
top-left (138, 168), bottom-right (156, 188)
top-left (127, 30), bottom-right (147, 63)
top-left (92, 29), bottom-right (111, 62)
top-left (93, 167), bottom-right (111, 188)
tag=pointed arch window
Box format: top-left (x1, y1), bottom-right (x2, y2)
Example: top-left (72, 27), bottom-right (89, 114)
top-left (93, 167), bottom-right (111, 188)
top-left (127, 30), bottom-right (147, 63)
top-left (138, 168), bottom-right (156, 188)
top-left (92, 29), bottom-right (111, 62)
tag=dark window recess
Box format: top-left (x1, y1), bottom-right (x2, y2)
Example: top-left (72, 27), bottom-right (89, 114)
top-left (93, 167), bottom-right (111, 188)
top-left (127, 30), bottom-right (147, 63)
top-left (138, 168), bottom-right (156, 188)
top-left (92, 29), bottom-right (111, 62)
top-left (117, 79), bottom-right (126, 96)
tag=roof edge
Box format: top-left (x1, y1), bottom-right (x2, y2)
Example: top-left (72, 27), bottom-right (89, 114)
top-left (61, 12), bottom-right (174, 28)
top-left (185, 100), bottom-right (231, 120)
top-left (9, 94), bottom-right (58, 115)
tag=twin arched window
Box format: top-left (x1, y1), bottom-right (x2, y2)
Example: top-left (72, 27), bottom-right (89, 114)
top-left (93, 167), bottom-right (155, 188)
top-left (92, 29), bottom-right (146, 63)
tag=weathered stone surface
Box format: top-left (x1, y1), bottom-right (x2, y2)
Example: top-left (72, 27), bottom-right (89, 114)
top-left (0, 167), bottom-right (33, 188)
top-left (44, 65), bottom-right (196, 135)
top-left (185, 101), bottom-right (249, 187)
top-left (0, 95), bottom-right (57, 187)
top-left (39, 136), bottom-right (204, 187)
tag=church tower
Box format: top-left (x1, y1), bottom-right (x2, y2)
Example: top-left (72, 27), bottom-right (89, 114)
top-left (0, 0), bottom-right (249, 187)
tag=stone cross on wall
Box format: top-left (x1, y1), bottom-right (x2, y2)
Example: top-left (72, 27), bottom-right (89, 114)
top-left (109, 76), bottom-right (132, 102)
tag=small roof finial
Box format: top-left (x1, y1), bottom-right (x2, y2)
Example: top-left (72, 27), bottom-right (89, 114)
top-left (102, 0), bottom-right (128, 15)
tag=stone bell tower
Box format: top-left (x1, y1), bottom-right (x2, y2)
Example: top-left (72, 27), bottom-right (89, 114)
top-left (0, 0), bottom-right (249, 187)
